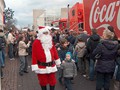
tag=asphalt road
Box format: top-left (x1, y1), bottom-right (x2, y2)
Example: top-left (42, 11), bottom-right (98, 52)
top-left (2, 56), bottom-right (113, 90)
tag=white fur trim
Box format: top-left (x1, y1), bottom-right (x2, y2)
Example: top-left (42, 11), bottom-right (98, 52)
top-left (55, 58), bottom-right (61, 65)
top-left (37, 28), bottom-right (50, 37)
top-left (44, 49), bottom-right (52, 62)
top-left (31, 64), bottom-right (39, 71)
top-left (34, 65), bottom-right (58, 74)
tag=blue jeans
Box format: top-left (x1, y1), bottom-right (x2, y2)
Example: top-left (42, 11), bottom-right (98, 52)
top-left (89, 59), bottom-right (95, 80)
top-left (19, 56), bottom-right (28, 72)
top-left (0, 50), bottom-right (4, 66)
top-left (8, 43), bottom-right (14, 59)
top-left (96, 72), bottom-right (113, 90)
top-left (2, 49), bottom-right (5, 64)
top-left (64, 77), bottom-right (72, 90)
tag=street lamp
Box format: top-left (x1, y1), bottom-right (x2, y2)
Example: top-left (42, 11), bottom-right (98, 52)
top-left (67, 4), bottom-right (70, 30)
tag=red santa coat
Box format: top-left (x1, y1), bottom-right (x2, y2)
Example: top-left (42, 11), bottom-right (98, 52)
top-left (31, 39), bottom-right (61, 74)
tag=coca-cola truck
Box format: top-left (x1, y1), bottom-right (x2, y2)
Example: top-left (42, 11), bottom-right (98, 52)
top-left (51, 2), bottom-right (83, 31)
top-left (69, 2), bottom-right (84, 31)
top-left (52, 0), bottom-right (120, 38)
top-left (51, 18), bottom-right (67, 31)
top-left (83, 0), bottom-right (120, 38)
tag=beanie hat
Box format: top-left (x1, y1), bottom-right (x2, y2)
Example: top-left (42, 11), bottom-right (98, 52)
top-left (66, 52), bottom-right (72, 58)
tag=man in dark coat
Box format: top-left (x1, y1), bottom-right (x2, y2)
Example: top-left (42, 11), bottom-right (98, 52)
top-left (86, 28), bottom-right (100, 80)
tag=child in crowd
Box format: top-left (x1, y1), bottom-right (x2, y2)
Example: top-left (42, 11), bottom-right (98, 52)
top-left (18, 36), bottom-right (31, 76)
top-left (57, 38), bottom-right (71, 84)
top-left (61, 52), bottom-right (77, 90)
top-left (73, 38), bottom-right (86, 76)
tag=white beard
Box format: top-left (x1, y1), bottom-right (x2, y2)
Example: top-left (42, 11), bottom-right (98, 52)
top-left (39, 34), bottom-right (53, 49)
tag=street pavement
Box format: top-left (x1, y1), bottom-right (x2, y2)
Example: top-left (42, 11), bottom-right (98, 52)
top-left (1, 56), bottom-right (113, 90)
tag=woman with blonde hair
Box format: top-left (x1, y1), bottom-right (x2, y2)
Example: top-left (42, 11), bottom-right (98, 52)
top-left (92, 29), bottom-right (118, 90)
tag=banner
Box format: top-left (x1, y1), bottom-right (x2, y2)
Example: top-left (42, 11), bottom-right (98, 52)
top-left (83, 0), bottom-right (120, 38)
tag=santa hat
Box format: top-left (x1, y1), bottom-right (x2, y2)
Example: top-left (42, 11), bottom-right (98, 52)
top-left (37, 26), bottom-right (51, 37)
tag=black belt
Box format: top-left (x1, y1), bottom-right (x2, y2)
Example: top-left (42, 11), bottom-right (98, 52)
top-left (37, 61), bottom-right (55, 67)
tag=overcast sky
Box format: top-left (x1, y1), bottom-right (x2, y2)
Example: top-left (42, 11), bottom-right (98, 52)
top-left (4, 0), bottom-right (83, 28)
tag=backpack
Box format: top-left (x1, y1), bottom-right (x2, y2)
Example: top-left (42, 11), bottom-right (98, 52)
top-left (0, 37), bottom-right (6, 50)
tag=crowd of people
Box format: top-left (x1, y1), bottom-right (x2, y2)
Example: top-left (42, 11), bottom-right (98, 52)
top-left (0, 29), bottom-right (36, 77)
top-left (0, 25), bottom-right (120, 90)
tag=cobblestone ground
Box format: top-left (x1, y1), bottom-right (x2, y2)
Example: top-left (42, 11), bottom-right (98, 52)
top-left (1, 56), bottom-right (113, 90)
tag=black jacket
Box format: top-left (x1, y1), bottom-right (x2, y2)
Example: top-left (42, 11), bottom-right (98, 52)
top-left (92, 39), bottom-right (118, 73)
top-left (116, 44), bottom-right (120, 81)
top-left (86, 34), bottom-right (100, 58)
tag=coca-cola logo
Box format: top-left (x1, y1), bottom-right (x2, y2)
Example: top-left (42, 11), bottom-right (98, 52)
top-left (89, 0), bottom-right (120, 30)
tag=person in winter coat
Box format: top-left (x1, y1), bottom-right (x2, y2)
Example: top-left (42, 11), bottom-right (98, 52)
top-left (74, 38), bottom-right (86, 75)
top-left (114, 44), bottom-right (120, 90)
top-left (57, 38), bottom-right (73, 62)
top-left (86, 28), bottom-right (100, 80)
top-left (0, 29), bottom-right (6, 79)
top-left (0, 29), bottom-right (6, 67)
top-left (18, 36), bottom-right (31, 76)
top-left (61, 52), bottom-right (77, 90)
top-left (7, 30), bottom-right (16, 60)
top-left (57, 38), bottom-right (74, 84)
top-left (92, 29), bottom-right (118, 90)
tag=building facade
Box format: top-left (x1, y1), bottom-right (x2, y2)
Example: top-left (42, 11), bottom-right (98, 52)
top-left (33, 9), bottom-right (45, 31)
top-left (61, 8), bottom-right (68, 19)
top-left (33, 9), bottom-right (60, 31)
top-left (0, 0), bottom-right (5, 29)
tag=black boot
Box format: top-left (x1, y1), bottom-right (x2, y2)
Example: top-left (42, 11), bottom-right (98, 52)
top-left (50, 85), bottom-right (55, 90)
top-left (41, 86), bottom-right (47, 90)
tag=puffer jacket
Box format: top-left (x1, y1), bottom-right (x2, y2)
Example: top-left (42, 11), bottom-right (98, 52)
top-left (92, 39), bottom-right (118, 73)
top-left (61, 59), bottom-right (77, 78)
top-left (116, 44), bottom-right (120, 81)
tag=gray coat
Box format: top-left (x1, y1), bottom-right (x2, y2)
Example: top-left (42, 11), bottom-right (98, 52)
top-left (61, 60), bottom-right (77, 78)
top-left (74, 42), bottom-right (86, 58)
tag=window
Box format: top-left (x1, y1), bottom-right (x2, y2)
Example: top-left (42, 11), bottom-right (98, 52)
top-left (79, 23), bottom-right (84, 29)
top-left (72, 10), bottom-right (75, 16)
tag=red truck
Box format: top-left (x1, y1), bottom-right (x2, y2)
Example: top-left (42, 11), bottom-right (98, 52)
top-left (52, 0), bottom-right (120, 38)
top-left (51, 18), bottom-right (67, 31)
top-left (69, 2), bottom-right (84, 31)
top-left (57, 2), bottom-right (84, 31)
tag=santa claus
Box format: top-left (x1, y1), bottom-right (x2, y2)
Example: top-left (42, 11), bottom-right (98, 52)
top-left (31, 26), bottom-right (61, 90)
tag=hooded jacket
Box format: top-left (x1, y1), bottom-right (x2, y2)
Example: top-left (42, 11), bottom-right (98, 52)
top-left (92, 39), bottom-right (118, 73)
top-left (86, 34), bottom-right (100, 58)
top-left (74, 42), bottom-right (86, 58)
